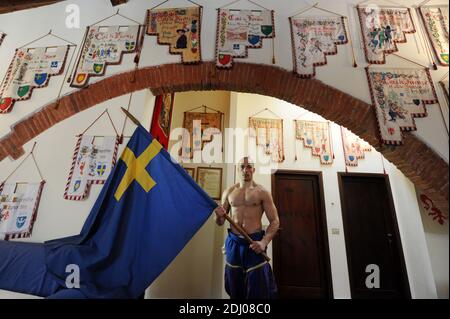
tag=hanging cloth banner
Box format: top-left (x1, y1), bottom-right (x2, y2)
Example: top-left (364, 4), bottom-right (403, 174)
top-left (295, 120), bottom-right (333, 164)
top-left (0, 33), bottom-right (5, 46)
top-left (341, 127), bottom-right (372, 166)
top-left (64, 135), bottom-right (119, 201)
top-left (181, 112), bottom-right (222, 159)
top-left (0, 181), bottom-right (45, 240)
top-left (146, 6), bottom-right (202, 64)
top-left (419, 5), bottom-right (449, 66)
top-left (216, 8), bottom-right (275, 68)
top-left (440, 79), bottom-right (449, 105)
top-left (150, 93), bottom-right (175, 150)
top-left (366, 67), bottom-right (438, 145)
top-left (290, 16), bottom-right (347, 77)
top-left (357, 6), bottom-right (415, 64)
top-left (0, 45), bottom-right (69, 113)
top-left (70, 25), bottom-right (140, 88)
top-left (249, 117), bottom-right (284, 162)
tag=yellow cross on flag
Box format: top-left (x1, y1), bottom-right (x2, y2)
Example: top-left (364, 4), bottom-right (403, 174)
top-left (114, 139), bottom-right (162, 201)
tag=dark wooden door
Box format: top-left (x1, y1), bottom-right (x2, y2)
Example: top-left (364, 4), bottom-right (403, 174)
top-left (339, 173), bottom-right (410, 299)
top-left (272, 171), bottom-right (332, 299)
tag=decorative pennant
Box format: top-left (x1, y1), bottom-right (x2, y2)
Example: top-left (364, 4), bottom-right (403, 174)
top-left (249, 117), bottom-right (284, 162)
top-left (146, 6), bottom-right (202, 63)
top-left (0, 45), bottom-right (69, 113)
top-left (419, 5), bottom-right (449, 66)
top-left (71, 25), bottom-right (140, 88)
top-left (341, 126), bottom-right (372, 166)
top-left (216, 8), bottom-right (275, 68)
top-left (181, 112), bottom-right (222, 159)
top-left (419, 193), bottom-right (448, 225)
top-left (0, 181), bottom-right (45, 240)
top-left (64, 135), bottom-right (119, 201)
top-left (366, 67), bottom-right (438, 145)
top-left (150, 93), bottom-right (175, 150)
top-left (290, 16), bottom-right (347, 77)
top-left (295, 120), bottom-right (333, 164)
top-left (357, 6), bottom-right (415, 64)
top-left (0, 33), bottom-right (5, 46)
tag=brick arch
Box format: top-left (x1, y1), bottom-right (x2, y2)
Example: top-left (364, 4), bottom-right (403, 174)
top-left (0, 62), bottom-right (448, 213)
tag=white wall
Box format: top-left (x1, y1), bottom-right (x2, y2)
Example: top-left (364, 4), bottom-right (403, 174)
top-left (416, 189), bottom-right (449, 299)
top-left (0, 0), bottom-right (448, 161)
top-left (0, 0), bottom-right (447, 299)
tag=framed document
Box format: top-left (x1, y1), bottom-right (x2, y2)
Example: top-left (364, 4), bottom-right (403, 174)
top-left (184, 167), bottom-right (195, 179)
top-left (196, 167), bottom-right (223, 200)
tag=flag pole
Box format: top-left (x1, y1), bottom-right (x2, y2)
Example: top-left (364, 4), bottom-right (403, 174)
top-left (121, 107), bottom-right (142, 127)
top-left (222, 214), bottom-right (271, 262)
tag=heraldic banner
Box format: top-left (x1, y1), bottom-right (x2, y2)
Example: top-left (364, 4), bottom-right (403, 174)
top-left (419, 5), bottom-right (449, 66)
top-left (366, 67), bottom-right (438, 145)
top-left (341, 127), bottom-right (372, 167)
top-left (147, 7), bottom-right (202, 63)
top-left (71, 25), bottom-right (140, 88)
top-left (150, 93), bottom-right (175, 150)
top-left (181, 112), bottom-right (222, 159)
top-left (290, 16), bottom-right (347, 78)
top-left (0, 45), bottom-right (69, 113)
top-left (216, 9), bottom-right (275, 68)
top-left (295, 120), bottom-right (333, 164)
top-left (249, 117), bottom-right (284, 163)
top-left (357, 6), bottom-right (415, 64)
top-left (0, 182), bottom-right (45, 240)
top-left (64, 135), bottom-right (119, 201)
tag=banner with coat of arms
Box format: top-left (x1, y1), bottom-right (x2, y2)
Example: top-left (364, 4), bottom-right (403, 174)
top-left (341, 127), bottom-right (372, 166)
top-left (419, 5), bottom-right (449, 66)
top-left (181, 112), bottom-right (222, 159)
top-left (150, 93), bottom-right (175, 150)
top-left (366, 67), bottom-right (438, 145)
top-left (290, 16), bottom-right (347, 77)
top-left (249, 117), bottom-right (284, 162)
top-left (70, 25), bottom-right (140, 88)
top-left (0, 45), bottom-right (69, 113)
top-left (64, 135), bottom-right (119, 201)
top-left (146, 7), bottom-right (202, 64)
top-left (216, 8), bottom-right (275, 68)
top-left (0, 181), bottom-right (45, 240)
top-left (357, 6), bottom-right (415, 64)
top-left (295, 120), bottom-right (333, 164)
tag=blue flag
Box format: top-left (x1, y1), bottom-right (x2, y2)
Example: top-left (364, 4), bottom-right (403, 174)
top-left (0, 126), bottom-right (217, 298)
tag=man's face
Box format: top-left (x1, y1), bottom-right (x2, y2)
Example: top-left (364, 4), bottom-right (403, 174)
top-left (239, 158), bottom-right (255, 182)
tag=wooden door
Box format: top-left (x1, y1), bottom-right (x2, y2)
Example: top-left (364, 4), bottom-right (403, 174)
top-left (272, 171), bottom-right (332, 298)
top-left (339, 173), bottom-right (410, 299)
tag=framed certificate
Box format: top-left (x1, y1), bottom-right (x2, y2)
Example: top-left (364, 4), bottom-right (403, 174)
top-left (196, 167), bottom-right (223, 200)
top-left (184, 167), bottom-right (195, 179)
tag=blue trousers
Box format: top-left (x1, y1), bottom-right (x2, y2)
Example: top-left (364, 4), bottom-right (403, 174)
top-left (224, 229), bottom-right (277, 299)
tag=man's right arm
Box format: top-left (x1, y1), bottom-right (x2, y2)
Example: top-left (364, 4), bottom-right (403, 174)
top-left (215, 186), bottom-right (232, 226)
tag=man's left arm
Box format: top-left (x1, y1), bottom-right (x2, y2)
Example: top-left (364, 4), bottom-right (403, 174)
top-left (250, 190), bottom-right (280, 254)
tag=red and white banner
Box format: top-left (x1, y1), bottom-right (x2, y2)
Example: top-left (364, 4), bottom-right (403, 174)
top-left (70, 25), bottom-right (140, 88)
top-left (0, 45), bottom-right (69, 113)
top-left (64, 135), bottom-right (119, 201)
top-left (366, 67), bottom-right (438, 145)
top-left (0, 181), bottom-right (45, 240)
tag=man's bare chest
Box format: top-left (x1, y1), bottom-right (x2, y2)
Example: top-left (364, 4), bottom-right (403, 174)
top-left (229, 188), bottom-right (262, 207)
